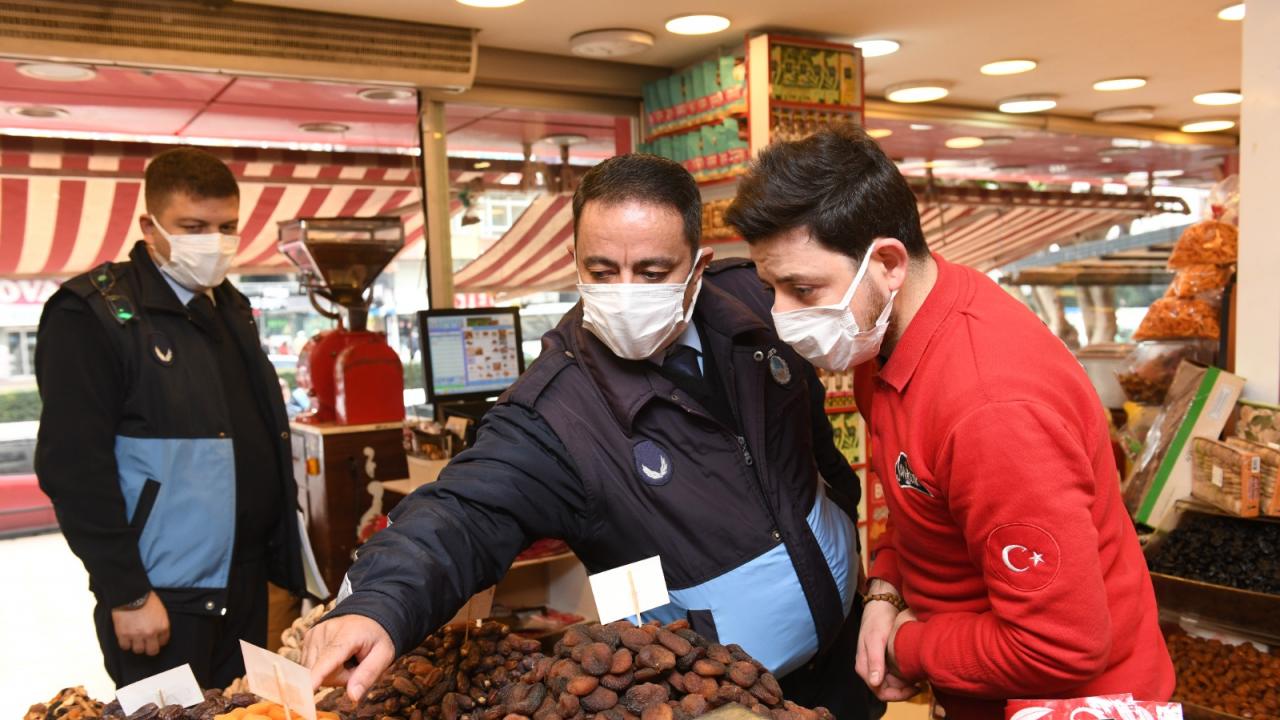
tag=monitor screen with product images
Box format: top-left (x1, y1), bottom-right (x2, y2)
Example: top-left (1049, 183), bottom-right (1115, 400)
top-left (419, 308), bottom-right (525, 403)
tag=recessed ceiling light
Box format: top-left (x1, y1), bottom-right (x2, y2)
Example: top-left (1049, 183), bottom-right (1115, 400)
top-left (982, 136), bottom-right (1015, 147)
top-left (456, 0), bottom-right (524, 7)
top-left (1101, 157), bottom-right (1114, 164)
top-left (1094, 106), bottom-right (1156, 123)
top-left (1098, 146), bottom-right (1140, 157)
top-left (17, 63), bottom-right (96, 82)
top-left (998, 94), bottom-right (1057, 113)
top-left (1180, 118), bottom-right (1236, 133)
top-left (664, 14), bottom-right (731, 35)
top-left (571, 29), bottom-right (655, 57)
top-left (886, 81), bottom-right (950, 103)
top-left (1049, 163), bottom-right (1068, 174)
top-left (852, 39), bottom-right (900, 58)
top-left (945, 136), bottom-right (984, 149)
top-left (8, 105), bottom-right (68, 119)
top-left (1218, 3), bottom-right (1245, 21)
top-left (980, 59), bottom-right (1037, 76)
top-left (909, 123), bottom-right (933, 131)
top-left (1194, 90), bottom-right (1242, 106)
top-left (473, 161), bottom-right (492, 169)
top-left (1093, 77), bottom-right (1147, 92)
top-left (1153, 169), bottom-right (1185, 178)
top-left (867, 128), bottom-right (893, 139)
top-left (357, 87), bottom-right (416, 103)
top-left (1111, 138), bottom-right (1153, 148)
top-left (299, 121), bottom-right (350, 133)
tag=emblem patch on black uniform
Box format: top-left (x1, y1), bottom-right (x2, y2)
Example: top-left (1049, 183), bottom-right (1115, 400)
top-left (633, 439), bottom-right (673, 486)
top-left (767, 349), bottom-right (792, 386)
top-left (895, 452), bottom-right (932, 496)
top-left (149, 332), bottom-right (175, 366)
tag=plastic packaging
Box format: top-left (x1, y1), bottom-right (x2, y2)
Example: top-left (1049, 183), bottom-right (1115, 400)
top-left (1167, 220), bottom-right (1238, 268)
top-left (1164, 264), bottom-right (1233, 301)
top-left (1208, 174), bottom-right (1239, 226)
top-left (1132, 298), bottom-right (1220, 342)
top-left (1115, 339), bottom-right (1218, 404)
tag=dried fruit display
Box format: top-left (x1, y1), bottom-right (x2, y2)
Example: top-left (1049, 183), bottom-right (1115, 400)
top-left (1147, 513), bottom-right (1280, 594)
top-left (1167, 631), bottom-right (1280, 718)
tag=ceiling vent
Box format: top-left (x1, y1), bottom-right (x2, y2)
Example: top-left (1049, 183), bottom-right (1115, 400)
top-left (0, 0), bottom-right (478, 91)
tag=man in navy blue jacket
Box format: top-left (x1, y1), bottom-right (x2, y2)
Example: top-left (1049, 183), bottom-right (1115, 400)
top-left (304, 154), bottom-right (873, 718)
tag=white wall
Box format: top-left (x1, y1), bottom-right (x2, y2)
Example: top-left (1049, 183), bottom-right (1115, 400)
top-left (1236, 0), bottom-right (1280, 402)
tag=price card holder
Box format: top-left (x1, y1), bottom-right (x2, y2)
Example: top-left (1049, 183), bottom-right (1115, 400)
top-left (447, 586), bottom-right (496, 627)
top-left (116, 664), bottom-right (204, 713)
top-left (240, 640), bottom-right (317, 720)
top-left (588, 556), bottom-right (670, 625)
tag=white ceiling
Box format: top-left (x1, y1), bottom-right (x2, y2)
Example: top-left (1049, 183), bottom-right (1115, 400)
top-left (249, 0), bottom-right (1243, 129)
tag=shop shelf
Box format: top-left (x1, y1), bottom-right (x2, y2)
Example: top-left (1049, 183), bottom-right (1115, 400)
top-left (768, 99), bottom-right (862, 114)
top-left (646, 106), bottom-right (748, 142)
top-left (1145, 531), bottom-right (1280, 644)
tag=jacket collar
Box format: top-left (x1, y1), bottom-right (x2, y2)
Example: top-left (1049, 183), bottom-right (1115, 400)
top-left (564, 280), bottom-right (771, 434)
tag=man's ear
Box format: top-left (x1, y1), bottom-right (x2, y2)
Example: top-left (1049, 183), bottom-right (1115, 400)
top-left (873, 239), bottom-right (910, 293)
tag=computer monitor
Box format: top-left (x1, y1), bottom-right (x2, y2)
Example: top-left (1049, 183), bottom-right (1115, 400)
top-left (418, 307), bottom-right (526, 403)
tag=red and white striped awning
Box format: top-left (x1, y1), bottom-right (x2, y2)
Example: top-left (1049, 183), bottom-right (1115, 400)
top-left (454, 189), bottom-right (1171, 293)
top-left (0, 137), bottom-right (427, 277)
top-left (453, 194), bottom-right (575, 293)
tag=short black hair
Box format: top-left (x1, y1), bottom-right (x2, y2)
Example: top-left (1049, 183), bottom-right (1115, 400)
top-left (144, 147), bottom-right (239, 214)
top-left (725, 123), bottom-right (928, 261)
top-left (573, 153), bottom-right (702, 254)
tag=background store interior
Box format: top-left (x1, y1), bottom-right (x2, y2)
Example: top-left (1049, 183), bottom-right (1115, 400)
top-left (0, 0), bottom-right (1254, 713)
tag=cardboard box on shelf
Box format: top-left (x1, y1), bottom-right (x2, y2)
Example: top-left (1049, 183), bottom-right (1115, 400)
top-left (1124, 362), bottom-right (1247, 530)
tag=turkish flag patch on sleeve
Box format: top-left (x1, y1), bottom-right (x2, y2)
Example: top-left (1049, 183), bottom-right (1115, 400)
top-left (986, 523), bottom-right (1061, 592)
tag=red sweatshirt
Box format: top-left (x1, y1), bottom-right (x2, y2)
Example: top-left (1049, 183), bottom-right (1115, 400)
top-left (868, 255), bottom-right (1173, 718)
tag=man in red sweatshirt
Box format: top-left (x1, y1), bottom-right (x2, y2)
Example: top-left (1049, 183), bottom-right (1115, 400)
top-left (725, 124), bottom-right (1174, 718)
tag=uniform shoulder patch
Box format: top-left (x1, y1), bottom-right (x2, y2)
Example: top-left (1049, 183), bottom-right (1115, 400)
top-left (986, 523), bottom-right (1061, 592)
top-left (633, 439), bottom-right (673, 486)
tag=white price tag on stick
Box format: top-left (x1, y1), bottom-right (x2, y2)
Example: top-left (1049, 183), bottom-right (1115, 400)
top-left (447, 586), bottom-right (496, 627)
top-left (588, 556), bottom-right (669, 625)
top-left (116, 664), bottom-right (204, 713)
top-left (240, 640), bottom-right (317, 720)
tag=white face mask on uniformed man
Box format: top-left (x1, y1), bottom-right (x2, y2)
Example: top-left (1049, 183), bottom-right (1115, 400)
top-left (577, 249), bottom-right (705, 360)
top-left (150, 215), bottom-right (239, 292)
top-left (771, 241), bottom-right (896, 371)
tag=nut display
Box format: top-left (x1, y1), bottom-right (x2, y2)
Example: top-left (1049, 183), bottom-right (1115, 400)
top-left (99, 690), bottom-right (264, 720)
top-left (1167, 631), bottom-right (1280, 718)
top-left (1147, 513), bottom-right (1280, 594)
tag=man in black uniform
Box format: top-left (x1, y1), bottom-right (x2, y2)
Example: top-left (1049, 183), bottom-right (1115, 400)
top-left (304, 154), bottom-right (876, 718)
top-left (35, 147), bottom-right (303, 688)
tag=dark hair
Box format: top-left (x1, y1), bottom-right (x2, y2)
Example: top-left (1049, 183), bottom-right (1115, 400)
top-left (573, 153), bottom-right (702, 253)
top-left (725, 123), bottom-right (928, 261)
top-left (144, 147), bottom-right (239, 213)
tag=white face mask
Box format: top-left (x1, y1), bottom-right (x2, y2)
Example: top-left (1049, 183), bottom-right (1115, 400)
top-left (772, 242), bottom-right (897, 371)
top-left (577, 249), bottom-right (704, 360)
top-left (150, 215), bottom-right (238, 292)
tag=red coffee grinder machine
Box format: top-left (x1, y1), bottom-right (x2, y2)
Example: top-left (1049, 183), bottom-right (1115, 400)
top-left (279, 217), bottom-right (405, 426)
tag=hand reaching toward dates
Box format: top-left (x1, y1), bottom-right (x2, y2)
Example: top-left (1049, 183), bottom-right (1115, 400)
top-left (111, 591), bottom-right (170, 656)
top-left (303, 614), bottom-right (395, 701)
